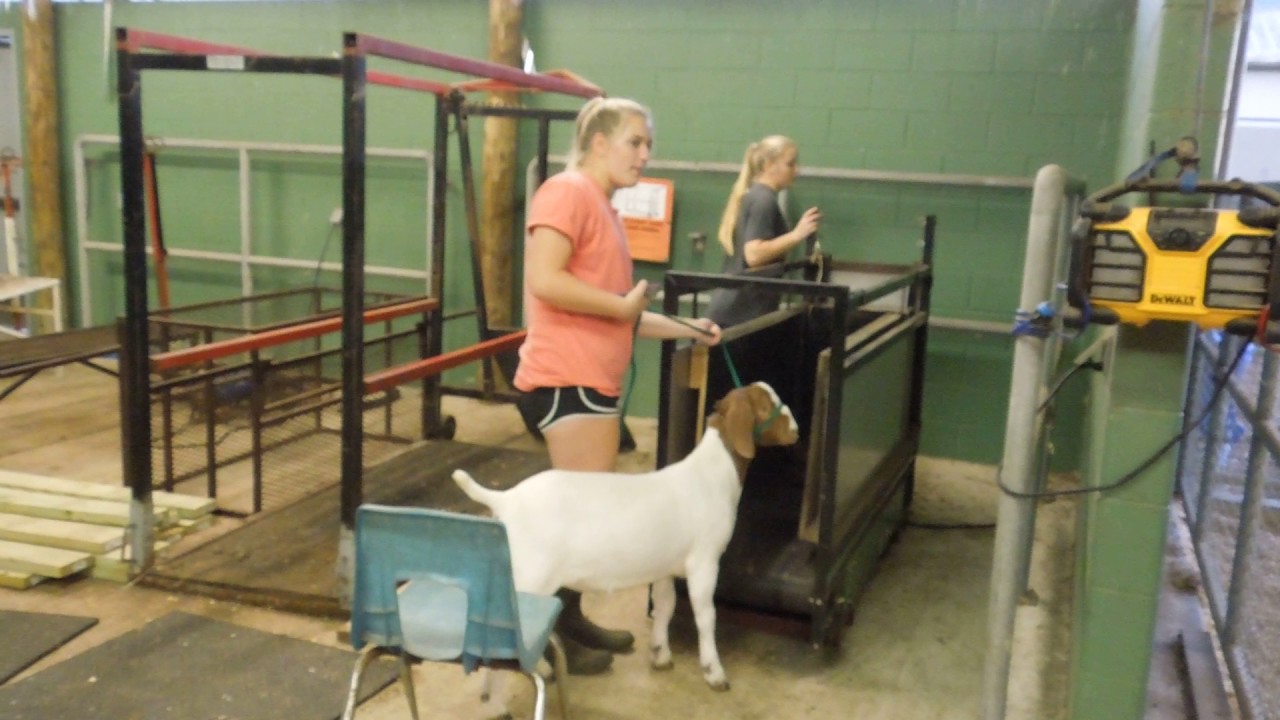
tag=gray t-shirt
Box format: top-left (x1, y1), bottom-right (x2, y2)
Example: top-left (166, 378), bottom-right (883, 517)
top-left (705, 183), bottom-right (790, 327)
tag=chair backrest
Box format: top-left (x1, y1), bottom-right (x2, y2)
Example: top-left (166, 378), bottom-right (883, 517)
top-left (350, 504), bottom-right (524, 672)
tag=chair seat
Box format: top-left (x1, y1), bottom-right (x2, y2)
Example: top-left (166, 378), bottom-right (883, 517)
top-left (398, 578), bottom-right (561, 673)
top-left (397, 576), bottom-right (469, 661)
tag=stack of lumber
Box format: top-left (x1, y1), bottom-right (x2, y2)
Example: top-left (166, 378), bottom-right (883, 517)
top-left (0, 469), bottom-right (216, 589)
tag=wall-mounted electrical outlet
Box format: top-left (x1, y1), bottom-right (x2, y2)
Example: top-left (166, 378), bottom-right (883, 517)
top-left (689, 231), bottom-right (707, 254)
top-left (329, 207), bottom-right (343, 225)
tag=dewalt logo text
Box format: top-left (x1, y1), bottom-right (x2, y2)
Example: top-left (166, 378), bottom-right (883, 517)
top-left (1149, 293), bottom-right (1196, 306)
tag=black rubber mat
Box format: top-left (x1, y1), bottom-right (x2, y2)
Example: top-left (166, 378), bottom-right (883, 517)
top-left (0, 611), bottom-right (399, 720)
top-left (0, 611), bottom-right (98, 684)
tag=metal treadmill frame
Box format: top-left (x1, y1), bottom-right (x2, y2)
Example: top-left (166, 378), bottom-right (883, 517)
top-left (658, 216), bottom-right (935, 647)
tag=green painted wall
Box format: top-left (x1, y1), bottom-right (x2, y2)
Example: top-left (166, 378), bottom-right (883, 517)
top-left (4, 0), bottom-right (1145, 465)
top-left (1069, 0), bottom-right (1242, 717)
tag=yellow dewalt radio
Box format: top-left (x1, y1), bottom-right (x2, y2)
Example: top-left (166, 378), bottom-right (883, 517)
top-left (1070, 140), bottom-right (1280, 333)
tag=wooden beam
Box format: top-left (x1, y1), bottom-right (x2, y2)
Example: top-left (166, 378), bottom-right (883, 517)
top-left (0, 539), bottom-right (92, 578)
top-left (0, 569), bottom-right (44, 589)
top-left (21, 0), bottom-right (67, 334)
top-left (0, 486), bottom-right (172, 527)
top-left (0, 511), bottom-right (125, 554)
top-left (480, 0), bottom-right (522, 373)
top-left (94, 539), bottom-right (170, 583)
top-left (0, 469), bottom-right (214, 519)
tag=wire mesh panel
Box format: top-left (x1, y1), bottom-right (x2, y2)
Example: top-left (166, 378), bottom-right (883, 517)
top-left (147, 289), bottom-right (429, 515)
top-left (1179, 330), bottom-right (1280, 719)
top-left (1231, 451), bottom-right (1280, 719)
top-left (1197, 389), bottom-right (1252, 613)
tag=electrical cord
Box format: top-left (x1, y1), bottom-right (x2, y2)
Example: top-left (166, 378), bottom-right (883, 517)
top-left (996, 337), bottom-right (1253, 500)
top-left (1038, 359), bottom-right (1105, 414)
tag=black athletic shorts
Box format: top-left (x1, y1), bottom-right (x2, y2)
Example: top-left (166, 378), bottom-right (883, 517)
top-left (516, 386), bottom-right (620, 440)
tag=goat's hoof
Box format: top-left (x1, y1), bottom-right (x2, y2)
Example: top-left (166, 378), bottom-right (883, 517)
top-left (651, 645), bottom-right (673, 670)
top-left (703, 664), bottom-right (730, 692)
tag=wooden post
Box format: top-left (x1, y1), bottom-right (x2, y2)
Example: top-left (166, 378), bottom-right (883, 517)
top-left (481, 0), bottom-right (521, 333)
top-left (22, 0), bottom-right (67, 334)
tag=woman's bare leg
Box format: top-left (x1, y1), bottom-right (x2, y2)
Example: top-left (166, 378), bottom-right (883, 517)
top-left (542, 414), bottom-right (620, 472)
top-left (538, 413), bottom-right (634, 662)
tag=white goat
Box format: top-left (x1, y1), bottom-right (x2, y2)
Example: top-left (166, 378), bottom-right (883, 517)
top-left (452, 380), bottom-right (799, 691)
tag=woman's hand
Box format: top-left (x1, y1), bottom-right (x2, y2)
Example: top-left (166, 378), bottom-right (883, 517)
top-left (618, 279), bottom-right (650, 322)
top-left (689, 317), bottom-right (722, 346)
top-left (794, 206), bottom-right (822, 240)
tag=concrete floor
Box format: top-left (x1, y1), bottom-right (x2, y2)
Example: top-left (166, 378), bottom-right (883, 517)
top-left (0, 364), bottom-right (1082, 719)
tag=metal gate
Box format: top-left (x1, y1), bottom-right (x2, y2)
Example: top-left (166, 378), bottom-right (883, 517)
top-left (1179, 330), bottom-right (1280, 719)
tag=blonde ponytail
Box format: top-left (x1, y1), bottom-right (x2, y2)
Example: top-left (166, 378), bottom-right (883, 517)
top-left (715, 135), bottom-right (795, 256)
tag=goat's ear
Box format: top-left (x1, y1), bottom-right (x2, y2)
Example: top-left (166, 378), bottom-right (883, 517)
top-left (723, 391), bottom-right (757, 459)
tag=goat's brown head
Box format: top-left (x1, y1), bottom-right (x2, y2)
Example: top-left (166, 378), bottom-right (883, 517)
top-left (711, 381), bottom-right (800, 460)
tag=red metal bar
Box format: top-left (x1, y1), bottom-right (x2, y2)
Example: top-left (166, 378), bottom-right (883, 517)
top-left (368, 70), bottom-right (450, 95)
top-left (121, 28), bottom-right (447, 95)
top-left (151, 297), bottom-right (439, 372)
top-left (123, 29), bottom-right (266, 57)
top-left (362, 330), bottom-right (526, 395)
top-left (142, 152), bottom-right (171, 310)
top-left (451, 70), bottom-right (602, 97)
top-left (355, 34), bottom-right (601, 99)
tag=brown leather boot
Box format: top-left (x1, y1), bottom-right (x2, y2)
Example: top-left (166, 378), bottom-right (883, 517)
top-left (556, 589), bottom-right (635, 653)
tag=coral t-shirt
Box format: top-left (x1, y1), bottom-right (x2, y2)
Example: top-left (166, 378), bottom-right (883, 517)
top-left (515, 170), bottom-right (635, 396)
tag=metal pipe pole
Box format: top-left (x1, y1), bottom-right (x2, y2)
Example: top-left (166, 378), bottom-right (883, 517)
top-left (527, 155), bottom-right (1087, 193)
top-left (74, 134), bottom-right (433, 325)
top-left (981, 164), bottom-right (1072, 720)
top-left (335, 32), bottom-right (367, 607)
top-left (116, 29), bottom-right (155, 574)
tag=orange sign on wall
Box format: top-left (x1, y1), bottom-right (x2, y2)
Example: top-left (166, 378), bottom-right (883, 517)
top-left (612, 177), bottom-right (674, 263)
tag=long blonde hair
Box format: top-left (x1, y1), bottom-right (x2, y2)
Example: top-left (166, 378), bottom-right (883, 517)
top-left (566, 96), bottom-right (652, 170)
top-left (716, 135), bottom-right (795, 255)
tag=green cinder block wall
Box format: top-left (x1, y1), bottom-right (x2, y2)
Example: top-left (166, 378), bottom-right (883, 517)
top-left (1068, 0), bottom-right (1240, 716)
top-left (3, 0), bottom-right (1142, 467)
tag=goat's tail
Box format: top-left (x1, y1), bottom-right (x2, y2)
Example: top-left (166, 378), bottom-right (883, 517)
top-left (451, 469), bottom-right (500, 510)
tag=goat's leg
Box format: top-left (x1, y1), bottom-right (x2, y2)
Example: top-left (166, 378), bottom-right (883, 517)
top-left (478, 669), bottom-right (512, 720)
top-left (686, 563), bottom-right (729, 691)
top-left (649, 577), bottom-right (676, 670)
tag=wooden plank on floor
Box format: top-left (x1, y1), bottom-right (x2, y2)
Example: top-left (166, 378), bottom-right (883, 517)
top-left (0, 486), bottom-right (172, 527)
top-left (0, 569), bottom-right (43, 589)
top-left (0, 512), bottom-right (124, 554)
top-left (92, 553), bottom-right (130, 583)
top-left (0, 470), bottom-right (214, 519)
top-left (94, 539), bottom-right (172, 583)
top-left (1178, 594), bottom-right (1233, 720)
top-left (0, 539), bottom-right (93, 577)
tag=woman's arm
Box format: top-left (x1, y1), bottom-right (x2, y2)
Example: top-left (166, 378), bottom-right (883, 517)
top-left (637, 311), bottom-right (721, 345)
top-left (742, 206), bottom-right (822, 268)
top-left (525, 226), bottom-right (649, 321)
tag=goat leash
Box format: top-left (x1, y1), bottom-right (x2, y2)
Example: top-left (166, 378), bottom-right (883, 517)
top-left (662, 314), bottom-right (744, 387)
top-left (662, 314), bottom-right (780, 438)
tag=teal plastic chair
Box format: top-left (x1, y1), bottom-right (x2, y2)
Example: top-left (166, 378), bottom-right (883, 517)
top-left (341, 504), bottom-right (570, 720)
